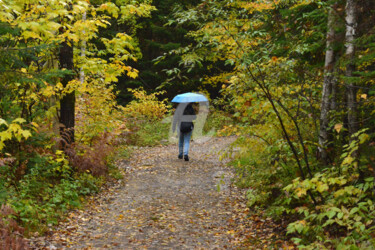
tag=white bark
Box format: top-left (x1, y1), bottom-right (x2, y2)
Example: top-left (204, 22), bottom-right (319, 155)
top-left (319, 6), bottom-right (337, 163)
top-left (345, 0), bottom-right (358, 139)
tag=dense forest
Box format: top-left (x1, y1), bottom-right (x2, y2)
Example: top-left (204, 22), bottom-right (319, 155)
top-left (1, 0), bottom-right (375, 248)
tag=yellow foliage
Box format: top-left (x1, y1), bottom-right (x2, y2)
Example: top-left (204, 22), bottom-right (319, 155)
top-left (124, 88), bottom-right (170, 121)
top-left (0, 118), bottom-right (36, 151)
top-left (234, 0), bottom-right (280, 13)
top-left (75, 80), bottom-right (127, 144)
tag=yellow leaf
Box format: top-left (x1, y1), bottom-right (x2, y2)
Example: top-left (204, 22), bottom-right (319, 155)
top-left (0, 131), bottom-right (12, 141)
top-left (22, 30), bottom-right (41, 40)
top-left (361, 94), bottom-right (367, 99)
top-left (359, 133), bottom-right (369, 144)
top-left (334, 124), bottom-right (343, 133)
top-left (316, 182), bottom-right (329, 193)
top-left (0, 118), bottom-right (8, 126)
top-left (13, 118), bottom-right (26, 124)
top-left (296, 188), bottom-right (306, 197)
top-left (43, 85), bottom-right (55, 97)
top-left (127, 71), bottom-right (138, 79)
top-left (31, 122), bottom-right (39, 128)
top-left (21, 130), bottom-right (32, 139)
top-left (342, 156), bottom-right (354, 166)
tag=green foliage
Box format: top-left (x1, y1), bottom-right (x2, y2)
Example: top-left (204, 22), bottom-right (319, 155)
top-left (141, 119), bottom-right (170, 146)
top-left (203, 110), bottom-right (234, 135)
top-left (115, 0), bottom-right (220, 104)
top-left (229, 126), bottom-right (296, 208)
top-left (283, 130), bottom-right (375, 247)
top-left (0, 151), bottom-right (102, 234)
top-left (171, 0), bottom-right (375, 248)
top-left (128, 118), bottom-right (170, 147)
top-left (0, 0), bottom-right (154, 237)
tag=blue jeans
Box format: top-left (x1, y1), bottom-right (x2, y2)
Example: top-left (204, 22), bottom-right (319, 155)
top-left (179, 131), bottom-right (192, 156)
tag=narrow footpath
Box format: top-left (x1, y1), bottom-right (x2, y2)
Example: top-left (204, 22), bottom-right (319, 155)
top-left (29, 136), bottom-right (290, 249)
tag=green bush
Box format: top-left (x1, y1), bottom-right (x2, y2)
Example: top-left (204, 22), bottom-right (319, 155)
top-left (230, 135), bottom-right (294, 210)
top-left (283, 130), bottom-right (375, 248)
top-left (232, 127), bottom-right (375, 248)
top-left (127, 119), bottom-right (170, 147)
top-left (0, 151), bottom-right (103, 234)
top-left (204, 110), bottom-right (234, 135)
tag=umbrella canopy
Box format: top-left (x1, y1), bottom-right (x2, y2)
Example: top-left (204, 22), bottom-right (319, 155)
top-left (171, 92), bottom-right (208, 103)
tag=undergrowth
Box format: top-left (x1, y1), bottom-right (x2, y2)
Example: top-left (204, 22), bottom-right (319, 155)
top-left (125, 106), bottom-right (234, 147)
top-left (0, 87), bottom-right (234, 244)
top-left (0, 131), bottom-right (119, 235)
top-left (0, 204), bottom-right (29, 249)
top-left (0, 119), bottom-right (132, 240)
top-left (230, 125), bottom-right (375, 248)
top-left (204, 109), bottom-right (234, 136)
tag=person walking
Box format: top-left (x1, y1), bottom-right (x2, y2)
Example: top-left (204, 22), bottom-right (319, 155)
top-left (172, 103), bottom-right (196, 161)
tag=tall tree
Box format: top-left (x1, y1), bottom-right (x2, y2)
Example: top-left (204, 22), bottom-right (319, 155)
top-left (59, 40), bottom-right (75, 145)
top-left (319, 3), bottom-right (339, 164)
top-left (345, 0), bottom-right (358, 140)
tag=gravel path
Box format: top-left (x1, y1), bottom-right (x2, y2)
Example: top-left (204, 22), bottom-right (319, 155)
top-left (29, 136), bottom-right (256, 249)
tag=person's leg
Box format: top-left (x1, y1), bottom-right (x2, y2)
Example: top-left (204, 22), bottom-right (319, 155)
top-left (178, 131), bottom-right (184, 158)
top-left (183, 131), bottom-right (192, 160)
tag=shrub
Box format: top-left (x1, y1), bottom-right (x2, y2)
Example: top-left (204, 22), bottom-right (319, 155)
top-left (124, 87), bottom-right (169, 121)
top-left (230, 133), bottom-right (294, 209)
top-left (0, 204), bottom-right (29, 249)
top-left (126, 119), bottom-right (170, 146)
top-left (283, 129), bottom-right (375, 248)
top-left (122, 88), bottom-right (170, 146)
top-left (65, 133), bottom-right (114, 177)
top-left (204, 110), bottom-right (234, 135)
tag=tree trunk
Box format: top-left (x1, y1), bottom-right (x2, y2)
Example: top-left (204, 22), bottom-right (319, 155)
top-left (319, 5), bottom-right (337, 164)
top-left (345, 0), bottom-right (358, 141)
top-left (59, 40), bottom-right (75, 146)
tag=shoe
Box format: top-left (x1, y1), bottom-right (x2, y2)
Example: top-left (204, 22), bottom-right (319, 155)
top-left (184, 155), bottom-right (189, 161)
top-left (178, 154), bottom-right (183, 159)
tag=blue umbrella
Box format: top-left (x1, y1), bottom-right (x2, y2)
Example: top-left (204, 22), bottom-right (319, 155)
top-left (171, 92), bottom-right (208, 103)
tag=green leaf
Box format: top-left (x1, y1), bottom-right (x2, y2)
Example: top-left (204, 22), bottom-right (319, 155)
top-left (327, 210), bottom-right (336, 219)
top-left (350, 207), bottom-right (359, 215)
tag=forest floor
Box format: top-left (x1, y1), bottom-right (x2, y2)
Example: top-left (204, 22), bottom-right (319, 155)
top-left (28, 136), bottom-right (292, 249)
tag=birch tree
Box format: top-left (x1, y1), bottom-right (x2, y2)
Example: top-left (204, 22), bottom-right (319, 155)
top-left (319, 3), bottom-right (338, 164)
top-left (345, 0), bottom-right (358, 140)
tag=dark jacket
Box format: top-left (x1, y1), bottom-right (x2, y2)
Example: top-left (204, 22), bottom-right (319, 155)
top-left (173, 103), bottom-right (196, 133)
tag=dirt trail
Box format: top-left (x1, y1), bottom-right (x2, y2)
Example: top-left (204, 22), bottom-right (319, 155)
top-left (29, 136), bottom-right (288, 249)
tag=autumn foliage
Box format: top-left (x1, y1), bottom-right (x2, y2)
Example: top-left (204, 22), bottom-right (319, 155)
top-left (1, 0), bottom-right (375, 248)
top-left (168, 0), bottom-right (375, 247)
top-left (0, 205), bottom-right (29, 250)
